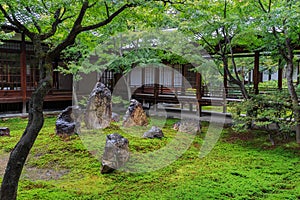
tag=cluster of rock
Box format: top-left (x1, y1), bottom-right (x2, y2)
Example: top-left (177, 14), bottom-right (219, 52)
top-left (55, 81), bottom-right (202, 174)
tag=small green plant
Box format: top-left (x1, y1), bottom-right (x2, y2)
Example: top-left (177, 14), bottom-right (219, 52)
top-left (112, 95), bottom-right (130, 107)
top-left (259, 79), bottom-right (288, 89)
top-left (229, 91), bottom-right (295, 144)
top-left (78, 96), bottom-right (88, 108)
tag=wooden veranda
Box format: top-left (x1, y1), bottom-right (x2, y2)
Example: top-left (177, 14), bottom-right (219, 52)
top-left (0, 33), bottom-right (72, 113)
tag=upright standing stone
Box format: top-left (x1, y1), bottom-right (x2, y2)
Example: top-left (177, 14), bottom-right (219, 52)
top-left (123, 99), bottom-right (148, 127)
top-left (55, 106), bottom-right (76, 136)
top-left (101, 133), bottom-right (130, 174)
top-left (85, 82), bottom-right (112, 129)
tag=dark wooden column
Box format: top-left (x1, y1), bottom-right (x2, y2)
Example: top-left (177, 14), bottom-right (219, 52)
top-left (181, 64), bottom-right (185, 95)
top-left (196, 72), bottom-right (201, 100)
top-left (278, 59), bottom-right (283, 90)
top-left (52, 61), bottom-right (59, 89)
top-left (20, 33), bottom-right (27, 113)
top-left (196, 72), bottom-right (202, 116)
top-left (268, 69), bottom-right (272, 81)
top-left (253, 51), bottom-right (260, 94)
top-left (141, 68), bottom-right (145, 93)
top-left (223, 66), bottom-right (228, 97)
top-left (154, 67), bottom-right (159, 110)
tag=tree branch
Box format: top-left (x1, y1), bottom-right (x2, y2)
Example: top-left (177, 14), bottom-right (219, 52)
top-left (268, 0), bottom-right (272, 13)
top-left (104, 1), bottom-right (110, 18)
top-left (81, 3), bottom-right (133, 31)
top-left (41, 0), bottom-right (49, 11)
top-left (48, 2), bottom-right (132, 59)
top-left (40, 8), bottom-right (63, 40)
top-left (0, 4), bottom-right (34, 38)
top-left (195, 32), bottom-right (221, 56)
top-left (258, 0), bottom-right (268, 13)
top-left (25, 6), bottom-right (42, 33)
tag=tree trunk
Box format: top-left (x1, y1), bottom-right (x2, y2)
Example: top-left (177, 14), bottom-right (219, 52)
top-left (0, 75), bottom-right (52, 200)
top-left (239, 82), bottom-right (250, 100)
top-left (286, 60), bottom-right (300, 144)
top-left (223, 56), bottom-right (250, 99)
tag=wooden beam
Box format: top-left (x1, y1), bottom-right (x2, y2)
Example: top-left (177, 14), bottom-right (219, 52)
top-left (20, 33), bottom-right (27, 113)
top-left (253, 51), bottom-right (260, 94)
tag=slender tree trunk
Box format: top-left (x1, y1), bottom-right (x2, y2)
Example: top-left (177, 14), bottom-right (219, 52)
top-left (0, 67), bottom-right (52, 200)
top-left (239, 82), bottom-right (250, 100)
top-left (124, 74), bottom-right (132, 100)
top-left (222, 56), bottom-right (250, 99)
top-left (286, 60), bottom-right (300, 143)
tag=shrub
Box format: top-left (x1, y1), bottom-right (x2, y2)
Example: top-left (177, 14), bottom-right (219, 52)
top-left (229, 91), bottom-right (295, 144)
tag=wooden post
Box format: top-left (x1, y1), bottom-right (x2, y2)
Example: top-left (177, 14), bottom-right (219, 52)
top-left (223, 65), bottom-right (228, 113)
top-left (141, 68), bottom-right (145, 93)
top-left (253, 51), bottom-right (260, 94)
top-left (181, 64), bottom-right (185, 95)
top-left (53, 61), bottom-right (59, 89)
top-left (278, 59), bottom-right (283, 90)
top-left (196, 72), bottom-right (201, 100)
top-left (154, 67), bottom-right (159, 111)
top-left (196, 72), bottom-right (202, 116)
top-left (268, 69), bottom-right (272, 81)
top-left (223, 65), bottom-right (228, 97)
top-left (20, 33), bottom-right (27, 113)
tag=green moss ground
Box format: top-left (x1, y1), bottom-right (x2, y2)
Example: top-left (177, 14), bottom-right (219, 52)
top-left (0, 117), bottom-right (299, 200)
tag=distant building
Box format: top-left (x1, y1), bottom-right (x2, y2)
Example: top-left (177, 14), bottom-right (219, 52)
top-left (0, 32), bottom-right (72, 113)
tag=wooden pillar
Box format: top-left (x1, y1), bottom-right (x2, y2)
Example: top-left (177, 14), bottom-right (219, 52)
top-left (196, 72), bottom-right (202, 116)
top-left (53, 61), bottom-right (59, 89)
top-left (154, 67), bottom-right (159, 111)
top-left (253, 51), bottom-right (260, 94)
top-left (181, 64), bottom-right (185, 95)
top-left (196, 72), bottom-right (201, 100)
top-left (268, 69), bottom-right (272, 81)
top-left (223, 65), bottom-right (228, 97)
top-left (278, 59), bottom-right (283, 90)
top-left (222, 67), bottom-right (228, 113)
top-left (141, 68), bottom-right (145, 93)
top-left (20, 33), bottom-right (27, 113)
